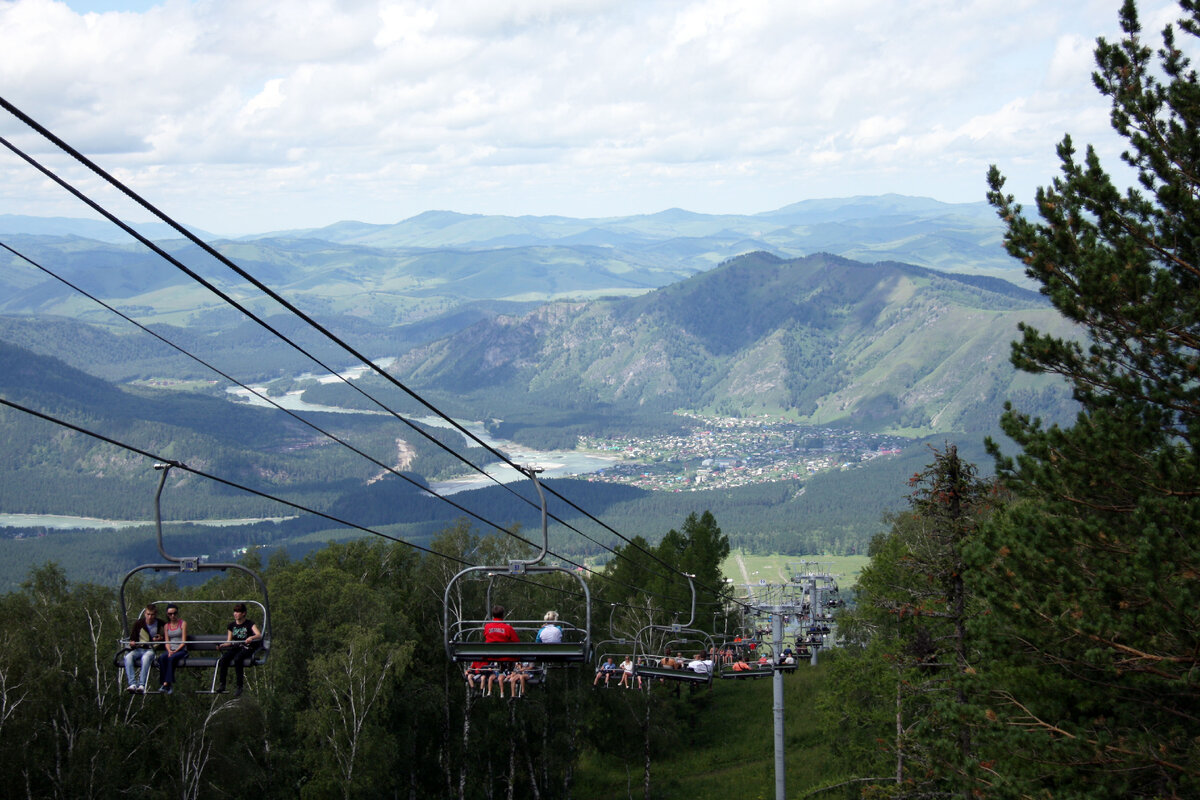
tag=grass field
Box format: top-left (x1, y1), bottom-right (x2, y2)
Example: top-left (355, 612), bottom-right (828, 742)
top-left (574, 660), bottom-right (846, 799)
top-left (571, 551), bottom-right (864, 798)
top-left (722, 550), bottom-right (870, 591)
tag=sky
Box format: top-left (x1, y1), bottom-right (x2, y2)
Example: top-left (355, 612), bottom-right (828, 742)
top-left (0, 0), bottom-right (1187, 236)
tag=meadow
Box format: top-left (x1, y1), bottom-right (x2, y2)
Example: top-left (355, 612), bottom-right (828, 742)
top-left (722, 550), bottom-right (870, 591)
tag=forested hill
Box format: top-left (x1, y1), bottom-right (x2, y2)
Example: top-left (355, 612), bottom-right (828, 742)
top-left (0, 338), bottom-right (274, 439)
top-left (381, 252), bottom-right (1075, 436)
top-left (0, 339), bottom-right (498, 521)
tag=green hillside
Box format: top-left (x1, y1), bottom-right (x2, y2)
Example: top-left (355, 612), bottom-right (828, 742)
top-left (0, 338), bottom-right (498, 523)
top-left (383, 252), bottom-right (1076, 437)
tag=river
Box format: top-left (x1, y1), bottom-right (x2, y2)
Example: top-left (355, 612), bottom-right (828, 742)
top-left (224, 362), bottom-right (619, 495)
top-left (0, 513), bottom-right (295, 531)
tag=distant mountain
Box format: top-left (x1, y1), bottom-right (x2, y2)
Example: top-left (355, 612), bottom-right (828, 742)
top-left (254, 194), bottom-right (1013, 277)
top-left (384, 251), bottom-right (1074, 436)
top-left (0, 214), bottom-right (216, 243)
top-left (0, 196), bottom-right (1020, 338)
top-left (0, 233), bottom-right (699, 327)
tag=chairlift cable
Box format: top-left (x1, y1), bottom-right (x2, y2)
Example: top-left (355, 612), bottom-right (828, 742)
top-left (0, 135), bottom-right (691, 604)
top-left (0, 99), bottom-right (726, 611)
top-left (0, 238), bottom-right (595, 574)
top-left (0, 202), bottom-right (694, 609)
top-left (0, 395), bottom-right (467, 565)
top-left (0, 394), bottom-right (674, 614)
top-left (0, 97), bottom-right (713, 600)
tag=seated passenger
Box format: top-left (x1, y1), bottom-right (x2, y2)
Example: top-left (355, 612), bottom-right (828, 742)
top-left (484, 605), bottom-right (519, 674)
top-left (594, 656), bottom-right (618, 686)
top-left (536, 610), bottom-right (563, 644)
top-left (688, 653), bottom-right (712, 675)
top-left (124, 604), bottom-right (164, 693)
top-left (490, 663), bottom-right (509, 698)
top-left (156, 603), bottom-right (188, 694)
top-left (466, 661), bottom-right (490, 693)
top-left (484, 605), bottom-right (520, 644)
top-left (509, 661), bottom-right (535, 698)
top-left (618, 657), bottom-right (636, 688)
top-left (216, 603), bottom-right (262, 697)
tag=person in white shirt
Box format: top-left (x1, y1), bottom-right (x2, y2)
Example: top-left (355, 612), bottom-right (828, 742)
top-left (535, 610), bottom-right (563, 644)
top-left (618, 657), bottom-right (639, 688)
top-left (688, 653), bottom-right (713, 675)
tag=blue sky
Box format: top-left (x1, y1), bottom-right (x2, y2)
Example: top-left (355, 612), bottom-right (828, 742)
top-left (0, 0), bottom-right (1187, 235)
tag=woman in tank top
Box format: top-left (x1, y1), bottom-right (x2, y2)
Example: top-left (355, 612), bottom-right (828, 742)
top-left (156, 603), bottom-right (188, 694)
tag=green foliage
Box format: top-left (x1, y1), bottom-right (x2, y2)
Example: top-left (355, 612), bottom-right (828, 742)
top-left (822, 445), bottom-right (997, 797)
top-left (0, 510), bottom-right (858, 798)
top-left (597, 510), bottom-right (732, 638)
top-left (972, 1), bottom-right (1200, 794)
top-left (575, 663), bottom-right (843, 799)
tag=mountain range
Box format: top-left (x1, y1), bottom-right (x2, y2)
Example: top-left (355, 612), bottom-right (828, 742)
top-left (0, 196), bottom-right (1082, 587)
top-left (0, 195), bottom-right (1017, 330)
top-left (255, 194), bottom-right (1011, 276)
top-left (346, 251), bottom-right (1074, 442)
top-left (0, 196), bottom-right (1073, 442)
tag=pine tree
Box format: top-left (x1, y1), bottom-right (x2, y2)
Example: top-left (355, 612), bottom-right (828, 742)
top-left (976, 1), bottom-right (1200, 794)
top-left (824, 445), bottom-right (994, 798)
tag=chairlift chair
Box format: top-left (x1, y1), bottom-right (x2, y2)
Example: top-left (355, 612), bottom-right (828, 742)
top-left (444, 467), bottom-right (592, 666)
top-left (114, 463), bottom-right (271, 694)
top-left (630, 575), bottom-right (717, 686)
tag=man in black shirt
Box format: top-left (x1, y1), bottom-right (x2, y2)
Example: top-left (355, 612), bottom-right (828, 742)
top-left (216, 602), bottom-right (262, 697)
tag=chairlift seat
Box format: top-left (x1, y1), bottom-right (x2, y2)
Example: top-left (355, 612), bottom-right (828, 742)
top-left (720, 667), bottom-right (775, 679)
top-left (113, 634), bottom-right (270, 671)
top-left (443, 556), bottom-right (593, 666)
top-left (448, 612), bottom-right (591, 664)
top-left (634, 664), bottom-right (712, 684)
top-left (449, 640), bottom-right (589, 663)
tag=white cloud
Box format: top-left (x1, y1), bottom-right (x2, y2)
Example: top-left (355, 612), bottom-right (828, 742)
top-left (0, 0), bottom-right (1188, 233)
top-left (1047, 33), bottom-right (1095, 88)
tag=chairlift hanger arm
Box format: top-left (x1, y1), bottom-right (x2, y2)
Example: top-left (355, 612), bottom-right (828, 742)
top-left (118, 465), bottom-right (273, 639)
top-left (510, 465), bottom-right (548, 567)
top-left (152, 461), bottom-right (186, 564)
top-left (443, 563), bottom-right (592, 664)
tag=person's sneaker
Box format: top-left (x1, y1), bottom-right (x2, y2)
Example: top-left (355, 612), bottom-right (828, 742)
top-left (136, 684), bottom-right (145, 693)
top-left (126, 685), bottom-right (137, 693)
top-left (233, 686), bottom-right (243, 698)
top-left (216, 684), bottom-right (226, 693)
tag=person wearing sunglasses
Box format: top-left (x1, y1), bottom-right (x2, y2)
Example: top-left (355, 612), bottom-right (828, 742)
top-left (155, 604), bottom-right (188, 694)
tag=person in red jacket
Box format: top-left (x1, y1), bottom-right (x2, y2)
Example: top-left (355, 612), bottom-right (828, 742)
top-left (483, 605), bottom-right (519, 643)
top-left (483, 605), bottom-right (519, 692)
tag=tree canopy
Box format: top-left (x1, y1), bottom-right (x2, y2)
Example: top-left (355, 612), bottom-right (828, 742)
top-left (975, 0), bottom-right (1200, 794)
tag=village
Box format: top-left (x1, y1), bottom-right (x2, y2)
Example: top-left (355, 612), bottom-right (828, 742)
top-left (577, 414), bottom-right (910, 492)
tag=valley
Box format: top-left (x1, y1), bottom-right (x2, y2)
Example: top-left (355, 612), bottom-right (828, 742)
top-left (225, 357), bottom-right (914, 494)
top-left (2, 4), bottom-right (1193, 795)
top-left (0, 196), bottom-right (1064, 591)
top-left (578, 414), bottom-right (910, 492)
